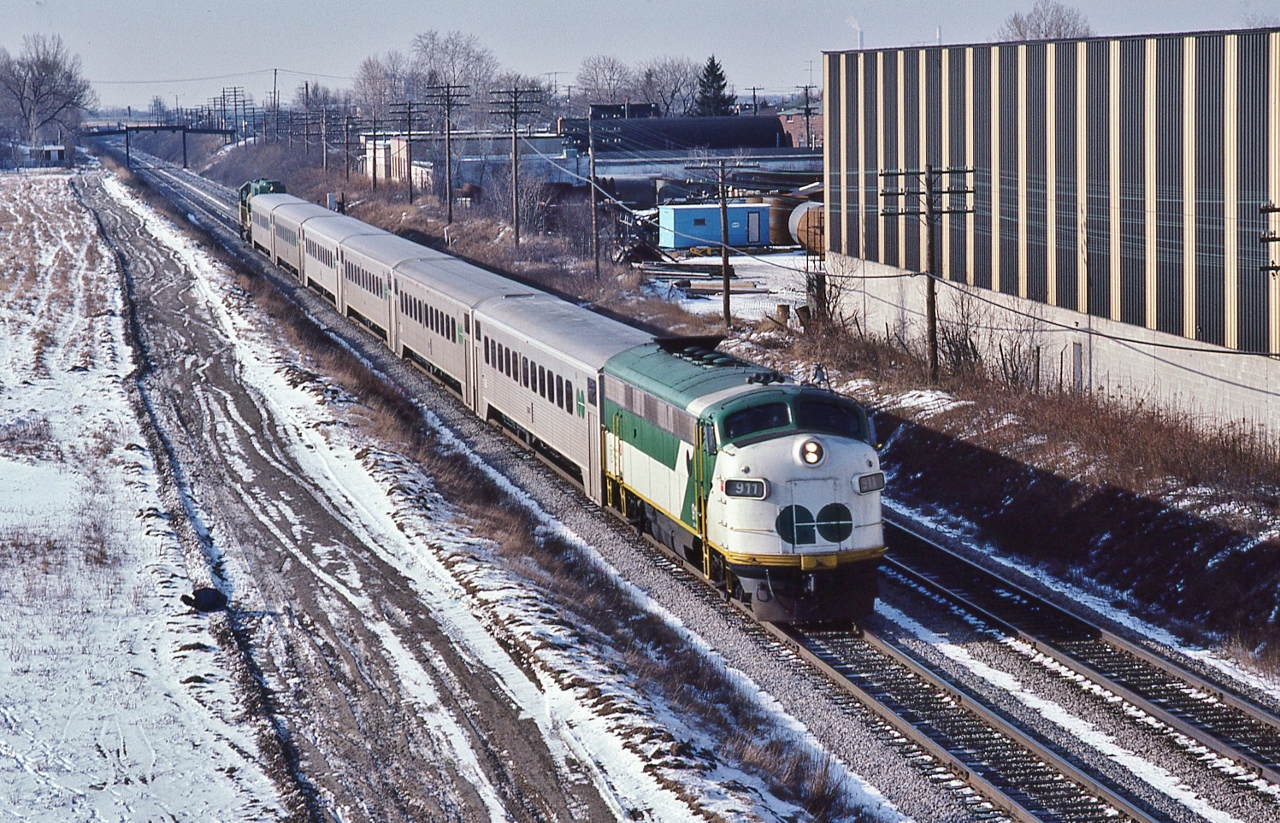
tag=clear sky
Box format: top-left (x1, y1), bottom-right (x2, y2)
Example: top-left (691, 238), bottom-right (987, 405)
top-left (3, 0), bottom-right (1279, 111)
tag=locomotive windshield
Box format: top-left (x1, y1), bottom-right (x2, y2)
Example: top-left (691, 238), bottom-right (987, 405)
top-left (723, 402), bottom-right (790, 439)
top-left (716, 393), bottom-right (870, 445)
top-left (794, 398), bottom-right (863, 438)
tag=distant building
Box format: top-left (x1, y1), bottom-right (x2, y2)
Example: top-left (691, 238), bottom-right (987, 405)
top-left (561, 114), bottom-right (793, 153)
top-left (658, 203), bottom-right (770, 249)
top-left (588, 102), bottom-right (661, 120)
top-left (779, 104), bottom-right (823, 150)
top-left (367, 117), bottom-right (819, 209)
top-left (824, 27), bottom-right (1280, 431)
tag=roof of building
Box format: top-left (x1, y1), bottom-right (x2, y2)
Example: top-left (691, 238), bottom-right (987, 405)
top-left (562, 115), bottom-right (792, 153)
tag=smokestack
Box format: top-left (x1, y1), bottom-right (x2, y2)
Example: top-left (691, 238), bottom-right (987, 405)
top-left (859, 30), bottom-right (865, 50)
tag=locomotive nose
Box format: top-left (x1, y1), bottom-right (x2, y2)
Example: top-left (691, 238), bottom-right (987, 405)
top-left (774, 476), bottom-right (855, 547)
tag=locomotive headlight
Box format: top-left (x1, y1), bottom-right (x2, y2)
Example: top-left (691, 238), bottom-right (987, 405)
top-left (856, 472), bottom-right (886, 494)
top-left (799, 438), bottom-right (825, 467)
top-left (724, 479), bottom-right (767, 499)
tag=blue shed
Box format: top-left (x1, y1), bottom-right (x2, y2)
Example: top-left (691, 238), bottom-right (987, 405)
top-left (658, 203), bottom-right (770, 250)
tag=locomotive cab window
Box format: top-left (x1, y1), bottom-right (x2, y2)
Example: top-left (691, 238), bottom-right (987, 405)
top-left (794, 399), bottom-right (863, 439)
top-left (723, 403), bottom-right (790, 440)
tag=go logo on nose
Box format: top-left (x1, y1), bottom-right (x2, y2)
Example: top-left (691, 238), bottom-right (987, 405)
top-left (775, 504), bottom-right (854, 545)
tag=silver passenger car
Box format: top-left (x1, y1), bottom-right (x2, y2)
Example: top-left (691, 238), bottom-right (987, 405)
top-left (394, 256), bottom-right (529, 404)
top-left (474, 293), bottom-right (650, 503)
top-left (298, 214), bottom-right (383, 306)
top-left (247, 193), bottom-right (298, 259)
top-left (270, 201), bottom-right (337, 278)
top-left (337, 233), bottom-right (435, 342)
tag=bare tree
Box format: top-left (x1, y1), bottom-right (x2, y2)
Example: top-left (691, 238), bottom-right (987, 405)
top-left (292, 82), bottom-right (348, 111)
top-left (635, 55), bottom-right (699, 116)
top-left (1242, 12), bottom-right (1280, 28)
top-left (0, 34), bottom-right (96, 145)
top-left (575, 54), bottom-right (635, 105)
top-left (411, 30), bottom-right (500, 130)
top-left (997, 1), bottom-right (1094, 40)
top-left (353, 50), bottom-right (419, 118)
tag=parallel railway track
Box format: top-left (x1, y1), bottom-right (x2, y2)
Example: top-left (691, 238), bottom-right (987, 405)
top-left (106, 149), bottom-right (1280, 821)
top-left (884, 515), bottom-right (1280, 789)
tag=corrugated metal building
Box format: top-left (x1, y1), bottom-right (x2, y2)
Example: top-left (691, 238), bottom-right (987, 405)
top-left (824, 27), bottom-right (1280, 354)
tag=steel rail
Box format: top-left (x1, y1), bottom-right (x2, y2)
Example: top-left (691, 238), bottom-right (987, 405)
top-left (885, 513), bottom-right (1280, 787)
top-left (769, 622), bottom-right (1160, 823)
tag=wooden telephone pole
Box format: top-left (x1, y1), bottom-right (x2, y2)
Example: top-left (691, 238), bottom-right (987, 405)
top-left (879, 164), bottom-right (974, 382)
top-left (687, 158), bottom-right (759, 328)
top-left (425, 84), bottom-right (469, 225)
top-left (489, 86), bottom-right (542, 247)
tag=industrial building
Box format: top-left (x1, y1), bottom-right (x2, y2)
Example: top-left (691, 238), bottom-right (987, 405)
top-left (823, 27), bottom-right (1280, 429)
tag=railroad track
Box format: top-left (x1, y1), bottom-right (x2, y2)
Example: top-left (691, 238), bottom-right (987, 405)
top-left (768, 620), bottom-right (1161, 823)
top-left (883, 514), bottom-right (1280, 790)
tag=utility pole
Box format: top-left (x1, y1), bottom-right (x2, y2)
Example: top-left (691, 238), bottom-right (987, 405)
top-left (304, 83), bottom-right (310, 155)
top-left (273, 69), bottom-right (278, 143)
top-left (796, 84), bottom-right (815, 148)
top-left (589, 114), bottom-right (599, 279)
top-left (391, 100), bottom-right (423, 203)
top-left (687, 158), bottom-right (760, 328)
top-left (370, 115), bottom-right (378, 191)
top-left (879, 165), bottom-right (975, 382)
top-left (746, 86), bottom-right (763, 116)
top-left (343, 114), bottom-right (351, 180)
top-left (490, 85), bottom-right (542, 248)
top-left (1262, 202), bottom-right (1280, 275)
top-left (424, 84), bottom-right (469, 225)
top-left (321, 107), bottom-right (328, 172)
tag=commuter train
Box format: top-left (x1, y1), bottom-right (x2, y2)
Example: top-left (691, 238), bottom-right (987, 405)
top-left (237, 179), bottom-right (886, 621)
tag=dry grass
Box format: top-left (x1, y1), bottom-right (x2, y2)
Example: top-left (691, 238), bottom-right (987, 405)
top-left (0, 416), bottom-right (58, 460)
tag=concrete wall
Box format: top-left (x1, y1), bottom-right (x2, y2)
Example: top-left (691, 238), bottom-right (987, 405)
top-left (829, 251), bottom-right (1280, 433)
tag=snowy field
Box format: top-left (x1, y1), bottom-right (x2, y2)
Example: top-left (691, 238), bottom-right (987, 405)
top-left (0, 171), bottom-right (283, 817)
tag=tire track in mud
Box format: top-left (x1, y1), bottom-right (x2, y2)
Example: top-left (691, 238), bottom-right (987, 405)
top-left (76, 172), bottom-right (611, 823)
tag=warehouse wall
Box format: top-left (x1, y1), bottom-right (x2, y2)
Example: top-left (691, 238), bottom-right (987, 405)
top-left (825, 29), bottom-right (1280, 357)
top-left (827, 252), bottom-right (1280, 431)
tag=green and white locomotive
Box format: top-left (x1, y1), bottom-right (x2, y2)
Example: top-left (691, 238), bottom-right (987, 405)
top-left (602, 339), bottom-right (884, 622)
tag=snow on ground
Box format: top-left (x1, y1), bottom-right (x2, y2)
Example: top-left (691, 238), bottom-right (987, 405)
top-left (0, 171), bottom-right (283, 818)
top-left (101, 175), bottom-right (903, 821)
top-left (663, 250), bottom-right (814, 321)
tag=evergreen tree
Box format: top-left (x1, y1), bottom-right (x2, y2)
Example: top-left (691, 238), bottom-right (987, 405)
top-left (693, 55), bottom-right (735, 117)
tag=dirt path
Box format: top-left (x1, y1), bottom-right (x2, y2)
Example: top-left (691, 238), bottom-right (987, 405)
top-left (75, 172), bottom-right (616, 823)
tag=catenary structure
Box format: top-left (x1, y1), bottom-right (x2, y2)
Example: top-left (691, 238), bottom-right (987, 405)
top-left (238, 179), bottom-right (887, 621)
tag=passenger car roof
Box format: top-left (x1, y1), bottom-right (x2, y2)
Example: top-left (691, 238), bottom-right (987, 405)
top-left (476, 293), bottom-right (651, 370)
